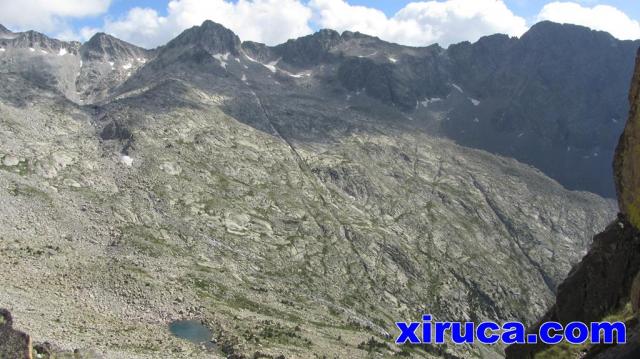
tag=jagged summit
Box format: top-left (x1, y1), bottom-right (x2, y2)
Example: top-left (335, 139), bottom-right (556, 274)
top-left (522, 20), bottom-right (617, 42)
top-left (0, 29), bottom-right (80, 53)
top-left (274, 29), bottom-right (344, 66)
top-left (341, 30), bottom-right (375, 40)
top-left (164, 20), bottom-right (241, 55)
top-left (81, 32), bottom-right (149, 61)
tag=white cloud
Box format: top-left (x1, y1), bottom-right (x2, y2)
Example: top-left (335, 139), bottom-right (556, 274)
top-left (0, 0), bottom-right (111, 32)
top-left (537, 2), bottom-right (640, 40)
top-left (9, 0), bottom-right (636, 50)
top-left (97, 0), bottom-right (313, 48)
top-left (100, 8), bottom-right (168, 46)
top-left (309, 0), bottom-right (529, 47)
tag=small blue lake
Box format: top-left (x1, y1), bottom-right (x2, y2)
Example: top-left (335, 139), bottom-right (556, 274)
top-left (169, 320), bottom-right (214, 348)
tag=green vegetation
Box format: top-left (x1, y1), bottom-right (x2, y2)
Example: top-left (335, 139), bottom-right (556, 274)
top-left (536, 302), bottom-right (634, 359)
top-left (357, 337), bottom-right (390, 353)
top-left (0, 157), bottom-right (30, 176)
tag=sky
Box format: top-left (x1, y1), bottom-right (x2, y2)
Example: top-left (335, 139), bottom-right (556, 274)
top-left (0, 0), bottom-right (638, 48)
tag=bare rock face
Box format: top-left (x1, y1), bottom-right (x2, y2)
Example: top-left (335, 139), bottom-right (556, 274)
top-left (0, 309), bottom-right (32, 359)
top-left (615, 48), bottom-right (640, 229)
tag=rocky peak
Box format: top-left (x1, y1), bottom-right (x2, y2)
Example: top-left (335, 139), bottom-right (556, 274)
top-left (615, 48), bottom-right (640, 229)
top-left (3, 30), bottom-right (79, 54)
top-left (340, 30), bottom-right (377, 42)
top-left (164, 20), bottom-right (241, 56)
top-left (521, 20), bottom-right (616, 46)
top-left (81, 32), bottom-right (148, 62)
top-left (275, 28), bottom-right (343, 66)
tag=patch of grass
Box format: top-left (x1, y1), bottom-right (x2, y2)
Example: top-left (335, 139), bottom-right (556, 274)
top-left (536, 302), bottom-right (634, 359)
top-left (535, 342), bottom-right (586, 359)
top-left (8, 183), bottom-right (53, 205)
top-left (122, 225), bottom-right (180, 258)
top-left (256, 321), bottom-right (312, 348)
top-left (0, 157), bottom-right (30, 176)
top-left (227, 294), bottom-right (304, 323)
top-left (357, 337), bottom-right (390, 353)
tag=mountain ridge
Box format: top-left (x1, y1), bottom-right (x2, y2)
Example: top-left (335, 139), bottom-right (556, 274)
top-left (0, 20), bottom-right (632, 358)
top-left (3, 20), bottom-right (634, 197)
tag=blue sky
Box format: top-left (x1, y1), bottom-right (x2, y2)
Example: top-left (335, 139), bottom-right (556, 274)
top-left (72, 0), bottom-right (640, 30)
top-left (0, 0), bottom-right (638, 48)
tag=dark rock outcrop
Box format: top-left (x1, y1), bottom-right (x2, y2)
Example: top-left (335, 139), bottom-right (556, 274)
top-left (81, 32), bottom-right (150, 62)
top-left (0, 309), bottom-right (32, 359)
top-left (615, 48), bottom-right (640, 229)
top-left (274, 29), bottom-right (342, 66)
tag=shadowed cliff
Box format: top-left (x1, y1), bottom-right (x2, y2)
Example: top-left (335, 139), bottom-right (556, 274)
top-left (506, 47), bottom-right (640, 359)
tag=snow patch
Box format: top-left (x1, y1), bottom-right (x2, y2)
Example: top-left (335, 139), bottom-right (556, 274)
top-left (388, 57), bottom-right (398, 63)
top-left (285, 70), bottom-right (311, 78)
top-left (473, 118), bottom-right (480, 123)
top-left (518, 132), bottom-right (525, 138)
top-left (0, 48), bottom-right (4, 52)
top-left (451, 84), bottom-right (463, 93)
top-left (122, 63), bottom-right (132, 70)
top-left (120, 155), bottom-right (133, 167)
top-left (137, 58), bottom-right (146, 63)
top-left (109, 61), bottom-right (115, 69)
top-left (469, 98), bottom-right (480, 106)
top-left (419, 97), bottom-right (443, 107)
top-left (29, 47), bottom-right (35, 52)
top-left (40, 49), bottom-right (48, 54)
top-left (264, 60), bottom-right (279, 73)
top-left (80, 60), bottom-right (83, 68)
top-left (244, 53), bottom-right (281, 73)
top-left (241, 73), bottom-right (247, 82)
top-left (358, 51), bottom-right (378, 58)
top-left (213, 53), bottom-right (230, 69)
top-left (58, 48), bottom-right (67, 56)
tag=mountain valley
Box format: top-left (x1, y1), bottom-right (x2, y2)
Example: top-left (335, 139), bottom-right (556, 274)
top-left (0, 20), bottom-right (632, 358)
